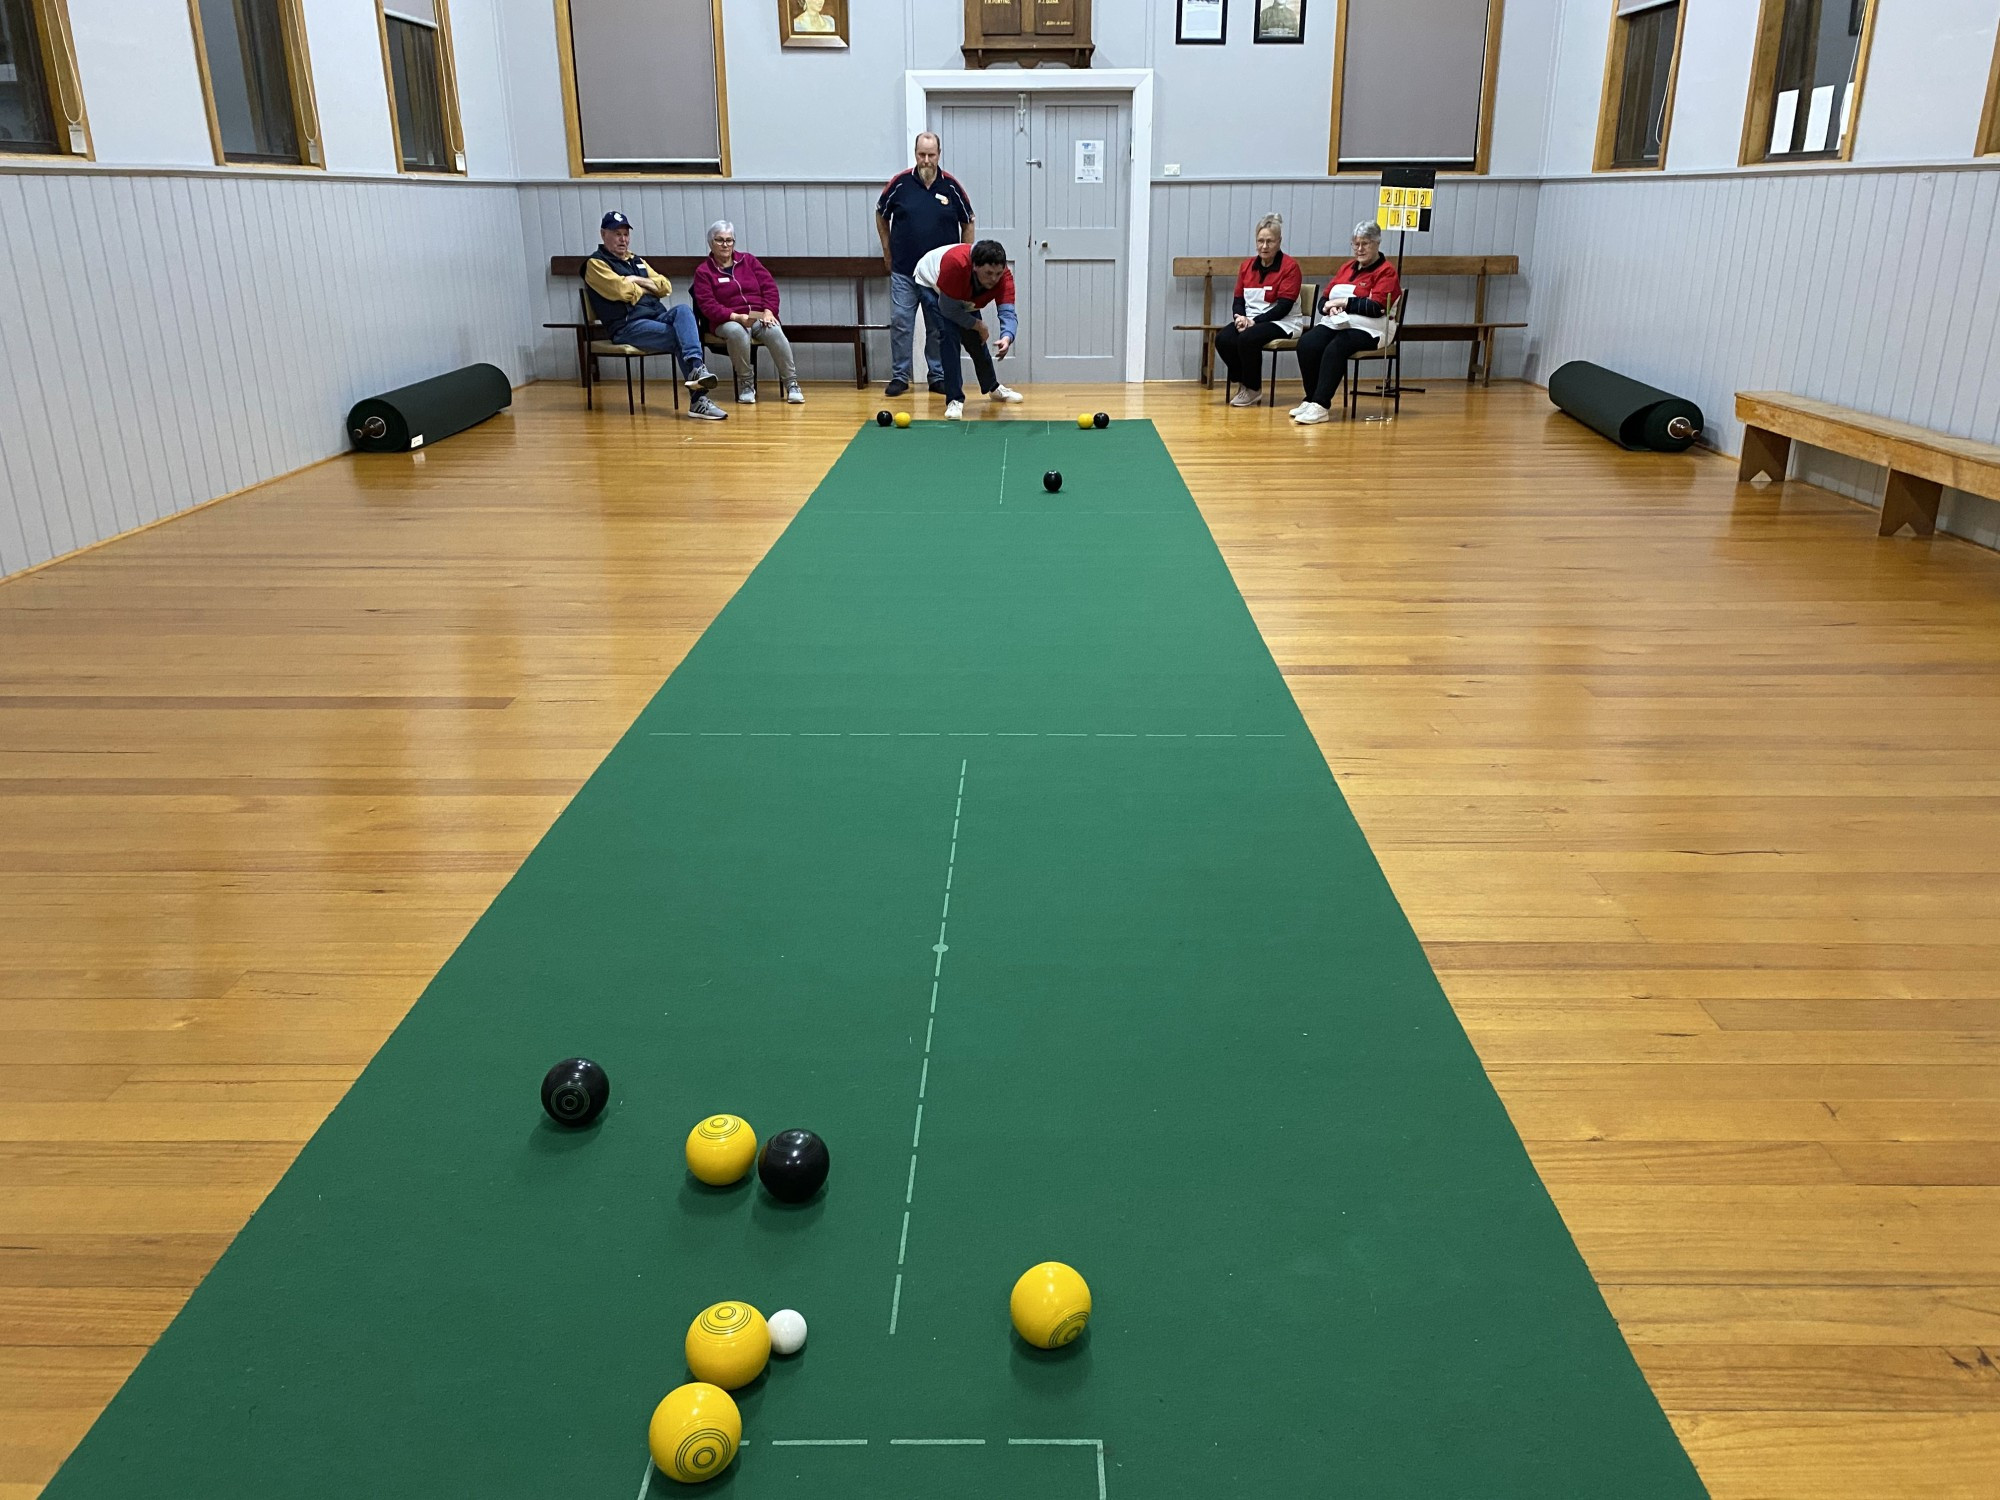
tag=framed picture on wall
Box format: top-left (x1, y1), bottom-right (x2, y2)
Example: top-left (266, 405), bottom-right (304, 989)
top-left (779, 0), bottom-right (848, 49)
top-left (1177, 0), bottom-right (1227, 46)
top-left (1254, 0), bottom-right (1305, 43)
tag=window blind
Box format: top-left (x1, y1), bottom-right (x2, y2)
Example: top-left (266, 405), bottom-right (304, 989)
top-left (1338, 0), bottom-right (1493, 167)
top-left (569, 0), bottom-right (721, 169)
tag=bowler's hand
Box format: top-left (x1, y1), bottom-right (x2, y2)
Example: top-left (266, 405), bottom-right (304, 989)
top-left (994, 334), bottom-right (1013, 358)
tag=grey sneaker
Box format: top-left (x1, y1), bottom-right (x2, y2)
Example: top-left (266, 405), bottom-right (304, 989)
top-left (736, 381), bottom-right (757, 404)
top-left (1229, 388), bottom-right (1261, 407)
top-left (687, 394), bottom-right (728, 420)
top-left (685, 364), bottom-right (720, 393)
top-left (784, 381), bottom-right (805, 404)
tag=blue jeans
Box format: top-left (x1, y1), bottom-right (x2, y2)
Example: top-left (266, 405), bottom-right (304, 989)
top-left (614, 304), bottom-right (705, 377)
top-left (889, 270), bottom-right (944, 387)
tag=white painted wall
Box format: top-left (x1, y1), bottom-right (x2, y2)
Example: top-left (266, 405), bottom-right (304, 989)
top-left (448, 0), bottom-right (521, 179)
top-left (65, 0), bottom-right (217, 168)
top-left (1543, 0), bottom-right (2000, 176)
top-left (492, 0), bottom-right (1561, 182)
top-left (62, 0), bottom-right (521, 179)
top-left (301, 0), bottom-right (399, 175)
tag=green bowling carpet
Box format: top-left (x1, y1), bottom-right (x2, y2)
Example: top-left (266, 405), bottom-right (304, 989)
top-left (42, 420), bottom-right (1707, 1498)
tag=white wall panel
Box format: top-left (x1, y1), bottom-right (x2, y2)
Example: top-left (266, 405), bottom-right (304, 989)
top-left (0, 172), bottom-right (532, 580)
top-left (1530, 165), bottom-right (2000, 545)
top-left (1147, 178), bottom-right (1541, 380)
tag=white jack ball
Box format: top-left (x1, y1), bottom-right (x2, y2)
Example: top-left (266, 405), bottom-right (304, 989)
top-left (767, 1308), bottom-right (808, 1356)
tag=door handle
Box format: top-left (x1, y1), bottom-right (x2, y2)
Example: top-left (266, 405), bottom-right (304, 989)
top-left (1025, 158), bottom-right (1042, 167)
top-left (1039, 241), bottom-right (1050, 250)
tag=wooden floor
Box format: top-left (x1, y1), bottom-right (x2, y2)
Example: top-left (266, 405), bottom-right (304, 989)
top-left (3, 380), bottom-right (1997, 1498)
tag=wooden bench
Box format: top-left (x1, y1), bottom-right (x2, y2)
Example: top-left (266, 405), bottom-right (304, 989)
top-left (546, 255), bottom-right (889, 388)
top-left (1736, 392), bottom-right (2000, 539)
top-left (1172, 254), bottom-right (1523, 388)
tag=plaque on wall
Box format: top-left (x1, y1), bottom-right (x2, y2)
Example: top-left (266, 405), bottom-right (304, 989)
top-left (963, 0), bottom-right (1093, 68)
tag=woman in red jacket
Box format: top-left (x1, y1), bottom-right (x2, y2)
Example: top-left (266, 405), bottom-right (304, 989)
top-left (1214, 212), bottom-right (1303, 407)
top-left (692, 221), bottom-right (802, 405)
top-left (1291, 222), bottom-right (1401, 424)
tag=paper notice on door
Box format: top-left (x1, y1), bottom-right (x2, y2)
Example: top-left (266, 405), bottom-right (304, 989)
top-left (1770, 89), bottom-right (1799, 155)
top-left (1804, 84), bottom-right (1835, 153)
top-left (1075, 139), bottom-right (1103, 183)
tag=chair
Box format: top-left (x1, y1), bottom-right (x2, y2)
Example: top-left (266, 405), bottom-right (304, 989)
top-left (1346, 289), bottom-right (1410, 419)
top-left (579, 289), bottom-right (679, 414)
top-left (1251, 282), bottom-right (1317, 408)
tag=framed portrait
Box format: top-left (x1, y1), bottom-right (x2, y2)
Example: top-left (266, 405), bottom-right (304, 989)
top-left (779, 0), bottom-right (847, 49)
top-left (1176, 0), bottom-right (1226, 46)
top-left (1254, 0), bottom-right (1306, 43)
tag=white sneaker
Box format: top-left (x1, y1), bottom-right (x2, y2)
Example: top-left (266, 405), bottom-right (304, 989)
top-left (1229, 388), bottom-right (1261, 408)
top-left (1292, 403), bottom-right (1331, 425)
top-left (1288, 401), bottom-right (1314, 418)
top-left (735, 383), bottom-right (757, 404)
top-left (784, 381), bottom-right (805, 404)
top-left (944, 400), bottom-right (965, 420)
top-left (988, 384), bottom-right (1024, 403)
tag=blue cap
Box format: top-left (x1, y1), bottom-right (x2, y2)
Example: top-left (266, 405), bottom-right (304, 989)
top-left (601, 211), bottom-right (630, 230)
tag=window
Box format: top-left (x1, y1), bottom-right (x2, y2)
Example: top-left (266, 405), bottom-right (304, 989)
top-left (555, 0), bottom-right (730, 176)
top-left (1595, 1), bottom-right (1684, 170)
top-left (1329, 0), bottom-right (1505, 174)
top-left (187, 0), bottom-right (322, 167)
top-left (0, 0), bottom-right (89, 157)
top-left (379, 1), bottom-right (464, 174)
top-left (1741, 0), bottom-right (1878, 165)
top-left (1980, 21), bottom-right (2000, 156)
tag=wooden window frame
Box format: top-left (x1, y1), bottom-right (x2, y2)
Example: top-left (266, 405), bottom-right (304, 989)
top-left (1592, 0), bottom-right (1687, 172)
top-left (1739, 0), bottom-right (1880, 167)
top-left (1979, 19), bottom-right (2000, 157)
top-left (376, 0), bottom-right (466, 176)
top-left (552, 0), bottom-right (732, 179)
top-left (185, 0), bottom-right (324, 169)
top-left (0, 0), bottom-right (93, 159)
top-left (1326, 0), bottom-right (1505, 177)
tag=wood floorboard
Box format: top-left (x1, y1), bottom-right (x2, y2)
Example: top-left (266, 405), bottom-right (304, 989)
top-left (2, 380), bottom-right (1998, 1497)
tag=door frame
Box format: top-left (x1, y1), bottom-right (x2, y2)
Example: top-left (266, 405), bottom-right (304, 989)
top-left (907, 68), bottom-right (1153, 382)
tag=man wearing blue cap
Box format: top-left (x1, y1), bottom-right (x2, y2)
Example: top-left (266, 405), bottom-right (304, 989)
top-left (582, 212), bottom-right (727, 420)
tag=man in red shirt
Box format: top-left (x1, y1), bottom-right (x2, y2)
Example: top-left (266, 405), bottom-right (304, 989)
top-left (912, 240), bottom-right (1023, 420)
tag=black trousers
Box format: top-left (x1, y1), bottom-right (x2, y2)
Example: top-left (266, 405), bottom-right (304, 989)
top-left (1295, 325), bottom-right (1379, 408)
top-left (1212, 320), bottom-right (1291, 391)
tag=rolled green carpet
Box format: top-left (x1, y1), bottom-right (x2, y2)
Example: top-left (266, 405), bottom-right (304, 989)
top-left (1549, 360), bottom-right (1704, 452)
top-left (346, 362), bottom-right (511, 453)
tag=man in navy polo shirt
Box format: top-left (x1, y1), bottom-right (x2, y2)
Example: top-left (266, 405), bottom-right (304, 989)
top-left (875, 133), bottom-right (975, 398)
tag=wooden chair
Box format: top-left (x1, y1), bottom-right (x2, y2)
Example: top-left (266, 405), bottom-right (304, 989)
top-left (1346, 290), bottom-right (1410, 419)
top-left (1253, 283), bottom-right (1317, 408)
top-left (579, 289), bottom-right (680, 415)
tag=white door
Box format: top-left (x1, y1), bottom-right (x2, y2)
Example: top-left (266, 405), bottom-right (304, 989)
top-left (1026, 98), bottom-right (1129, 384)
top-left (927, 93), bottom-right (1130, 385)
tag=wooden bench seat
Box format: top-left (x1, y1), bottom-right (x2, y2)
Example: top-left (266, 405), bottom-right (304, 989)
top-left (1736, 391), bottom-right (2000, 539)
top-left (547, 255), bottom-right (889, 388)
top-left (1171, 254), bottom-right (1522, 387)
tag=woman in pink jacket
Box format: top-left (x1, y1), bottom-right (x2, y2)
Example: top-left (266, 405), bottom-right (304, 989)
top-left (691, 220), bottom-right (802, 405)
